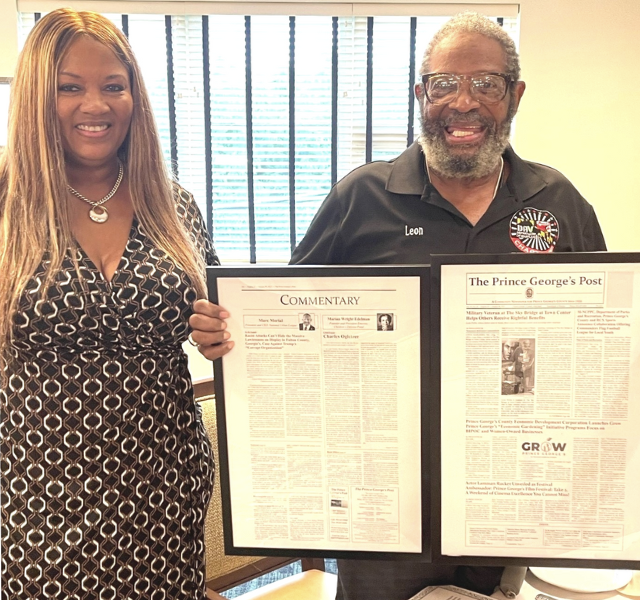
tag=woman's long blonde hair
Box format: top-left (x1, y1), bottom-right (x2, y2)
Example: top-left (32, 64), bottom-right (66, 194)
top-left (0, 8), bottom-right (206, 368)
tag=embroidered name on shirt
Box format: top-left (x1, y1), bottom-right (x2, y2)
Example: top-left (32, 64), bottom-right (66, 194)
top-left (405, 225), bottom-right (424, 236)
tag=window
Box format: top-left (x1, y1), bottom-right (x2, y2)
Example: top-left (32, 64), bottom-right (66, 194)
top-left (19, 11), bottom-right (519, 263)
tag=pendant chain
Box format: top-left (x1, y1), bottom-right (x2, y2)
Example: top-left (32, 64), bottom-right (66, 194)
top-left (67, 161), bottom-right (124, 223)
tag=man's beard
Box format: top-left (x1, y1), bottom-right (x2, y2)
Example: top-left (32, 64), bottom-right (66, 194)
top-left (419, 100), bottom-right (516, 179)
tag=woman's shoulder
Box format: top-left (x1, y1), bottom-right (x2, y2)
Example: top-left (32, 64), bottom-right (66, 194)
top-left (171, 182), bottom-right (220, 266)
top-left (172, 182), bottom-right (195, 207)
top-left (172, 183), bottom-right (202, 223)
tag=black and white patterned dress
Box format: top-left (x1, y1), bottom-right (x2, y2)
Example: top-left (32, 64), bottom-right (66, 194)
top-left (1, 188), bottom-right (218, 600)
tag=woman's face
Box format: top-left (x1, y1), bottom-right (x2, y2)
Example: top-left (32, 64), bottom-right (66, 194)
top-left (57, 36), bottom-right (133, 169)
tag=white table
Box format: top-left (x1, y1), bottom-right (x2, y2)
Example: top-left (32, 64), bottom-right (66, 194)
top-left (494, 570), bottom-right (639, 600)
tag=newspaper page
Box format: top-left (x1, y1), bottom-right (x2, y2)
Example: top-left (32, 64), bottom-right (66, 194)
top-left (215, 273), bottom-right (422, 553)
top-left (409, 585), bottom-right (493, 600)
top-left (439, 261), bottom-right (640, 561)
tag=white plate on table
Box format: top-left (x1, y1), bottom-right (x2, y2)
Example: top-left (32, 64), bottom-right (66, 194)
top-left (529, 568), bottom-right (633, 593)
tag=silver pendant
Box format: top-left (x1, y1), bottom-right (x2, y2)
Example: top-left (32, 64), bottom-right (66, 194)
top-left (89, 205), bottom-right (109, 223)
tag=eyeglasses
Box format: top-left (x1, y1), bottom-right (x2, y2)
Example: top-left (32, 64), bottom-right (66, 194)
top-left (421, 72), bottom-right (513, 105)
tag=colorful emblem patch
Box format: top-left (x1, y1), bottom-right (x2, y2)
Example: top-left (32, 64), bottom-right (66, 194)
top-left (509, 208), bottom-right (559, 253)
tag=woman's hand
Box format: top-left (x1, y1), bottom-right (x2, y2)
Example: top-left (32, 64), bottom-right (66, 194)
top-left (189, 299), bottom-right (235, 361)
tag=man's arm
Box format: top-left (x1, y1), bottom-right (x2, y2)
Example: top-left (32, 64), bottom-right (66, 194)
top-left (581, 206), bottom-right (607, 252)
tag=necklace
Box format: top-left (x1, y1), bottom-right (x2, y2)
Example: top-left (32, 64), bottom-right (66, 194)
top-left (426, 156), bottom-right (505, 201)
top-left (67, 161), bottom-right (124, 223)
top-left (492, 157), bottom-right (505, 200)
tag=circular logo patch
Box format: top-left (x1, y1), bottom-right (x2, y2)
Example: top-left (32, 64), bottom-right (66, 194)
top-left (509, 208), bottom-right (559, 253)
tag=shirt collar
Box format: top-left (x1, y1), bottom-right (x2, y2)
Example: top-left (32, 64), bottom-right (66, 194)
top-left (503, 145), bottom-right (547, 202)
top-left (386, 141), bottom-right (548, 203)
top-left (386, 142), bottom-right (427, 196)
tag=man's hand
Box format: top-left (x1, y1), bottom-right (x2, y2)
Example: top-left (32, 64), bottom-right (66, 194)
top-left (189, 299), bottom-right (235, 361)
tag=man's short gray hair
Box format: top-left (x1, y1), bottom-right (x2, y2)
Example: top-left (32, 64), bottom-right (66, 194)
top-left (420, 12), bottom-right (521, 81)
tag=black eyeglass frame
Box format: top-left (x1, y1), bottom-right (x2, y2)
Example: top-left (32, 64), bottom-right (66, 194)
top-left (421, 72), bottom-right (515, 105)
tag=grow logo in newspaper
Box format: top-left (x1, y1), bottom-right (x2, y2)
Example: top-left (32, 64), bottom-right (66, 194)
top-left (509, 208), bottom-right (559, 253)
top-left (521, 437), bottom-right (567, 456)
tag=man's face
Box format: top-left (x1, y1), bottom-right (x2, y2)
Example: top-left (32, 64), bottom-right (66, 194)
top-left (416, 32), bottom-right (525, 179)
top-left (302, 314), bottom-right (311, 325)
top-left (380, 315), bottom-right (390, 327)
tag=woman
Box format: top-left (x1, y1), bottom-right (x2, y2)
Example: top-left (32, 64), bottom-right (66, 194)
top-left (0, 9), bottom-right (231, 599)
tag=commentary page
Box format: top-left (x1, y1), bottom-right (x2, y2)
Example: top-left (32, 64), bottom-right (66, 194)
top-left (216, 273), bottom-right (422, 553)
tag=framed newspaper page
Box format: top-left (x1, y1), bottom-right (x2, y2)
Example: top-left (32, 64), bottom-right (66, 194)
top-left (206, 265), bottom-right (431, 559)
top-left (430, 252), bottom-right (640, 569)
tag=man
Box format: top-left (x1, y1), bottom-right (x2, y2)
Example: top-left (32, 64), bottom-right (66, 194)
top-left (378, 313), bottom-right (394, 331)
top-left (511, 341), bottom-right (524, 392)
top-left (521, 339), bottom-right (535, 392)
top-left (299, 313), bottom-right (316, 330)
top-left (290, 12), bottom-right (606, 600)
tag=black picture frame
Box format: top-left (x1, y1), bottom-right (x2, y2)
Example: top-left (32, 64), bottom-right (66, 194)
top-left (430, 252), bottom-right (640, 569)
top-left (207, 264), bottom-right (431, 560)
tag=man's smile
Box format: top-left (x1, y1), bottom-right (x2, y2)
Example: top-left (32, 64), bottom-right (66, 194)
top-left (444, 124), bottom-right (486, 145)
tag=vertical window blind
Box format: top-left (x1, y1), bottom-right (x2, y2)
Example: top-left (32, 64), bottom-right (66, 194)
top-left (20, 12), bottom-right (519, 263)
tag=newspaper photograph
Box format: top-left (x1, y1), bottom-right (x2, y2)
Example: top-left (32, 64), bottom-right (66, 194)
top-left (439, 260), bottom-right (640, 561)
top-left (213, 270), bottom-right (423, 553)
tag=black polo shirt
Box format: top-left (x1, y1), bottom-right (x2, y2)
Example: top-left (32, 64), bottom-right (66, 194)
top-left (291, 143), bottom-right (606, 265)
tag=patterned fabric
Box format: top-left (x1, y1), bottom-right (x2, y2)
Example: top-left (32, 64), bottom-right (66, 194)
top-left (1, 188), bottom-right (219, 600)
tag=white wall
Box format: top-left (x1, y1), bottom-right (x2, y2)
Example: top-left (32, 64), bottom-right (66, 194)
top-left (517, 0), bottom-right (640, 251)
top-left (0, 0), bottom-right (19, 77)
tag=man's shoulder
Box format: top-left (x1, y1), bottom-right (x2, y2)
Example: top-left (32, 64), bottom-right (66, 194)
top-left (508, 148), bottom-right (589, 206)
top-left (520, 158), bottom-right (575, 186)
top-left (332, 143), bottom-right (423, 197)
top-left (511, 151), bottom-right (580, 193)
top-left (334, 157), bottom-right (397, 190)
